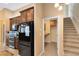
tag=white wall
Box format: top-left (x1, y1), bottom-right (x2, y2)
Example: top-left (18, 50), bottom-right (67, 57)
top-left (42, 3), bottom-right (65, 18)
top-left (43, 3), bottom-right (65, 43)
top-left (57, 16), bottom-right (64, 55)
top-left (68, 4), bottom-right (79, 34)
top-left (34, 3), bottom-right (44, 56)
top-left (63, 5), bottom-right (69, 17)
top-left (0, 8), bottom-right (14, 47)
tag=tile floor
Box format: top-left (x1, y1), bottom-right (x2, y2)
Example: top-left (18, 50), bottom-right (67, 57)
top-left (44, 42), bottom-right (58, 56)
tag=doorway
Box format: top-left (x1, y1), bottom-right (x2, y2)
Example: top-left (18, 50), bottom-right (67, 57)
top-left (44, 19), bottom-right (57, 56)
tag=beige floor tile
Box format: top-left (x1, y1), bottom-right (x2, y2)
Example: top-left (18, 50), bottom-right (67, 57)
top-left (44, 42), bottom-right (58, 56)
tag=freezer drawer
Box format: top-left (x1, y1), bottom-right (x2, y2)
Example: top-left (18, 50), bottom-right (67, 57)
top-left (19, 44), bottom-right (31, 56)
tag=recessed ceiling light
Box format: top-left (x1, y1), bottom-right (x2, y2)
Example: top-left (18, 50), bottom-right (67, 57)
top-left (58, 6), bottom-right (63, 11)
top-left (54, 3), bottom-right (59, 8)
top-left (65, 3), bottom-right (70, 5)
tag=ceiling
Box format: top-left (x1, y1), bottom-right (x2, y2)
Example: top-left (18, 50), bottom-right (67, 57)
top-left (0, 3), bottom-right (30, 11)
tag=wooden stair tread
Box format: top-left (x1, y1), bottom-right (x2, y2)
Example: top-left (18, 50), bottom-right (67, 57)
top-left (64, 18), bottom-right (79, 56)
top-left (64, 51), bottom-right (79, 56)
top-left (64, 46), bottom-right (79, 54)
top-left (64, 38), bottom-right (79, 42)
top-left (64, 35), bottom-right (79, 38)
top-left (65, 42), bottom-right (79, 48)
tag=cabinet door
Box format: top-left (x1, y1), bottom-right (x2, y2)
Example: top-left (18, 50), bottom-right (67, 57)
top-left (18, 16), bottom-right (21, 24)
top-left (16, 16), bottom-right (21, 25)
top-left (19, 45), bottom-right (31, 56)
top-left (10, 18), bottom-right (16, 30)
top-left (26, 8), bottom-right (34, 21)
top-left (21, 12), bottom-right (27, 22)
top-left (10, 16), bottom-right (21, 30)
top-left (10, 19), bottom-right (13, 30)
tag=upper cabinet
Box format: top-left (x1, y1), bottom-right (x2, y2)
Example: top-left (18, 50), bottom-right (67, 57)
top-left (20, 7), bottom-right (34, 22)
top-left (26, 8), bottom-right (34, 21)
top-left (10, 18), bottom-right (14, 30)
top-left (10, 7), bottom-right (34, 30)
top-left (10, 16), bottom-right (21, 30)
top-left (20, 11), bottom-right (27, 22)
top-left (16, 16), bottom-right (21, 24)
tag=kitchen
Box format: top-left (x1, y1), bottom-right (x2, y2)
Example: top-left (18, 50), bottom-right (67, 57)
top-left (0, 3), bottom-right (44, 56)
top-left (8, 7), bottom-right (34, 56)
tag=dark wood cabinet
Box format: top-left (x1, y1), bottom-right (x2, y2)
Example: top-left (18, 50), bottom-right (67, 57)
top-left (10, 18), bottom-right (15, 30)
top-left (10, 7), bottom-right (34, 30)
top-left (6, 35), bottom-right (9, 46)
top-left (20, 7), bottom-right (34, 22)
top-left (14, 37), bottom-right (19, 49)
top-left (16, 16), bottom-right (21, 24)
top-left (21, 11), bottom-right (27, 22)
top-left (26, 8), bottom-right (34, 21)
top-left (10, 16), bottom-right (21, 30)
top-left (9, 7), bottom-right (34, 56)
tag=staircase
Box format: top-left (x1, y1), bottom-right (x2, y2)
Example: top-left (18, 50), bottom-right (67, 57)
top-left (64, 18), bottom-right (79, 56)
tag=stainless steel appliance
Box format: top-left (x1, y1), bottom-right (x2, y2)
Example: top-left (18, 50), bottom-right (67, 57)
top-left (9, 24), bottom-right (19, 48)
top-left (18, 21), bottom-right (34, 56)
